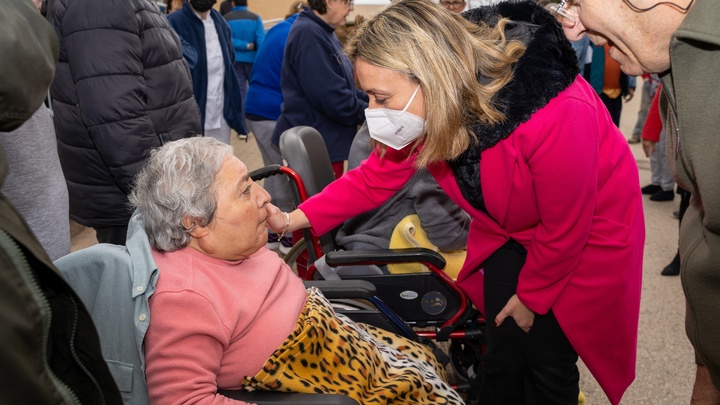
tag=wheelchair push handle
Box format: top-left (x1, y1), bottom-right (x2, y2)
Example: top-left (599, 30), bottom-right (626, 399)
top-left (250, 165), bottom-right (311, 204)
top-left (250, 165), bottom-right (283, 181)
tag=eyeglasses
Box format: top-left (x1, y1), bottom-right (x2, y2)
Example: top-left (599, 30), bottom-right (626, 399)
top-left (551, 0), bottom-right (578, 24)
top-left (440, 1), bottom-right (466, 7)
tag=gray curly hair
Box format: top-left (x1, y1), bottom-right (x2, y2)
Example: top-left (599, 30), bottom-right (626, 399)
top-left (129, 137), bottom-right (234, 252)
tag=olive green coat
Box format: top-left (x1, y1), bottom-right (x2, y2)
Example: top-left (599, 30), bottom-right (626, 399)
top-left (660, 0), bottom-right (720, 389)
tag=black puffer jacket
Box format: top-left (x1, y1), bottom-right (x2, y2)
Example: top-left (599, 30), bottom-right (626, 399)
top-left (47, 0), bottom-right (201, 228)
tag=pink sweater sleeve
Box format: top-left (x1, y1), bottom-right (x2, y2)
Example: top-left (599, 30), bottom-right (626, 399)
top-left (299, 146), bottom-right (418, 235)
top-left (145, 290), bottom-right (253, 405)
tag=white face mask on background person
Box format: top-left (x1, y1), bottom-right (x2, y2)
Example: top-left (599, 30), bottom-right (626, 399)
top-left (365, 85), bottom-right (426, 150)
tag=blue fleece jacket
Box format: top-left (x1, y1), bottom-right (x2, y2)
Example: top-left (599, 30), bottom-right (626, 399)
top-left (224, 5), bottom-right (265, 64)
top-left (168, 3), bottom-right (247, 134)
top-left (272, 8), bottom-right (368, 162)
top-left (244, 14), bottom-right (298, 121)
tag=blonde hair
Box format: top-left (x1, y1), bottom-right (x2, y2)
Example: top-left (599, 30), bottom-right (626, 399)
top-left (286, 1), bottom-right (306, 18)
top-left (345, 0), bottom-right (525, 166)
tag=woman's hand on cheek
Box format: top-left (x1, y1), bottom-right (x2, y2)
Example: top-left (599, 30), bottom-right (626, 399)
top-left (495, 294), bottom-right (535, 333)
top-left (265, 204), bottom-right (287, 234)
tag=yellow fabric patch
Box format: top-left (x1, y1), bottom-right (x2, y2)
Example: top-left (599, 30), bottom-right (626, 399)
top-left (387, 214), bottom-right (467, 279)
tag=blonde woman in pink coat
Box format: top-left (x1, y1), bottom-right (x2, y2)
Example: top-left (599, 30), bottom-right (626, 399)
top-left (267, 1), bottom-right (644, 404)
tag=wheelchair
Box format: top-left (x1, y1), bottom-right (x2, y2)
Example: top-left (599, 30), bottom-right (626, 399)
top-left (262, 125), bottom-right (487, 397)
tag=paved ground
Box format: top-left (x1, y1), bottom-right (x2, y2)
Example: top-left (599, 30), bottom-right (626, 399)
top-left (70, 87), bottom-right (694, 404)
top-left (576, 94), bottom-right (694, 405)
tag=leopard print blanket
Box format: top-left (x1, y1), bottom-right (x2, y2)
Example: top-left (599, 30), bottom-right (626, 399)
top-left (243, 287), bottom-right (465, 404)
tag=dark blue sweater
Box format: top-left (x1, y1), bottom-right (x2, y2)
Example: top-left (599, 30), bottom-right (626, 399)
top-left (272, 8), bottom-right (368, 162)
top-left (168, 3), bottom-right (247, 135)
top-left (245, 14), bottom-right (298, 121)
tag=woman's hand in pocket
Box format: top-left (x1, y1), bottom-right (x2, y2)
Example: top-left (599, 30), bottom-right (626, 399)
top-left (495, 294), bottom-right (535, 333)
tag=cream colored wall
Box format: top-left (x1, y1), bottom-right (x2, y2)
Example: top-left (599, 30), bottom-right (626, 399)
top-left (350, 4), bottom-right (385, 19)
top-left (241, 1), bottom-right (385, 25)
top-left (243, 0), bottom-right (297, 21)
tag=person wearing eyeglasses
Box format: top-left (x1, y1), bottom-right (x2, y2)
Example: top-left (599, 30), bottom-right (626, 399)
top-left (558, 0), bottom-right (720, 403)
top-left (439, 0), bottom-right (466, 13)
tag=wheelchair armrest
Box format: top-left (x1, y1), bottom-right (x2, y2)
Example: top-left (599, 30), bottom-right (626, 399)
top-left (303, 279), bottom-right (377, 299)
top-left (325, 248), bottom-right (447, 270)
top-left (219, 390), bottom-right (359, 404)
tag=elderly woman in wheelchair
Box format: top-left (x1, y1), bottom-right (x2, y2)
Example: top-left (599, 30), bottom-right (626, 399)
top-left (125, 137), bottom-right (463, 405)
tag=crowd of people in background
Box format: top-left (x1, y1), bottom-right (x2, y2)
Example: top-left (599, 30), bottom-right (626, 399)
top-left (2, 0), bottom-right (719, 404)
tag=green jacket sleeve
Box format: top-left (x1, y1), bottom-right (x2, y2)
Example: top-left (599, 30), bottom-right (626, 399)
top-left (0, 0), bottom-right (58, 131)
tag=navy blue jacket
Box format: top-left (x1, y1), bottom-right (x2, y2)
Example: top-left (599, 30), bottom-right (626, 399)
top-left (272, 8), bottom-right (368, 162)
top-left (245, 13), bottom-right (298, 121)
top-left (168, 3), bottom-right (247, 135)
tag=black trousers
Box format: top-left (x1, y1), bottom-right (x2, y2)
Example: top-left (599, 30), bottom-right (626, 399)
top-left (480, 241), bottom-right (580, 405)
top-left (677, 186), bottom-right (691, 222)
top-left (93, 225), bottom-right (128, 246)
top-left (600, 93), bottom-right (623, 127)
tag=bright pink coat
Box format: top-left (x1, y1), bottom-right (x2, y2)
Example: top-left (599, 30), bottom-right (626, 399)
top-left (300, 77), bottom-right (644, 405)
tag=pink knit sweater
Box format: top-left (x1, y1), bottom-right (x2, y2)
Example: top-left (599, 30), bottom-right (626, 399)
top-left (145, 246), bottom-right (306, 404)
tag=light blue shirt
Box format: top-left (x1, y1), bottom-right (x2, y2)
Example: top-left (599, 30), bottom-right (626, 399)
top-left (55, 212), bottom-right (157, 405)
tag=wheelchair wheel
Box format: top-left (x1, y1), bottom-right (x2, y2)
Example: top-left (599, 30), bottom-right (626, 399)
top-left (449, 338), bottom-right (482, 381)
top-left (330, 299), bottom-right (376, 312)
top-left (282, 237), bottom-right (306, 267)
top-left (450, 337), bottom-right (483, 404)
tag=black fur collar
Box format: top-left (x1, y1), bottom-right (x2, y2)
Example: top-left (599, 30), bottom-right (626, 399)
top-left (449, 1), bottom-right (579, 214)
top-left (464, 1), bottom-right (579, 146)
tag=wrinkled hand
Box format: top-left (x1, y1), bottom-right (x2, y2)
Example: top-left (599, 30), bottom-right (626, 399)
top-left (495, 294), bottom-right (535, 333)
top-left (641, 139), bottom-right (656, 157)
top-left (264, 204), bottom-right (287, 234)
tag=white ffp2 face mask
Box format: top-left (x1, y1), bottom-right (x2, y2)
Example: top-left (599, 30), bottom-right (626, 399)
top-left (365, 85), bottom-right (426, 150)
